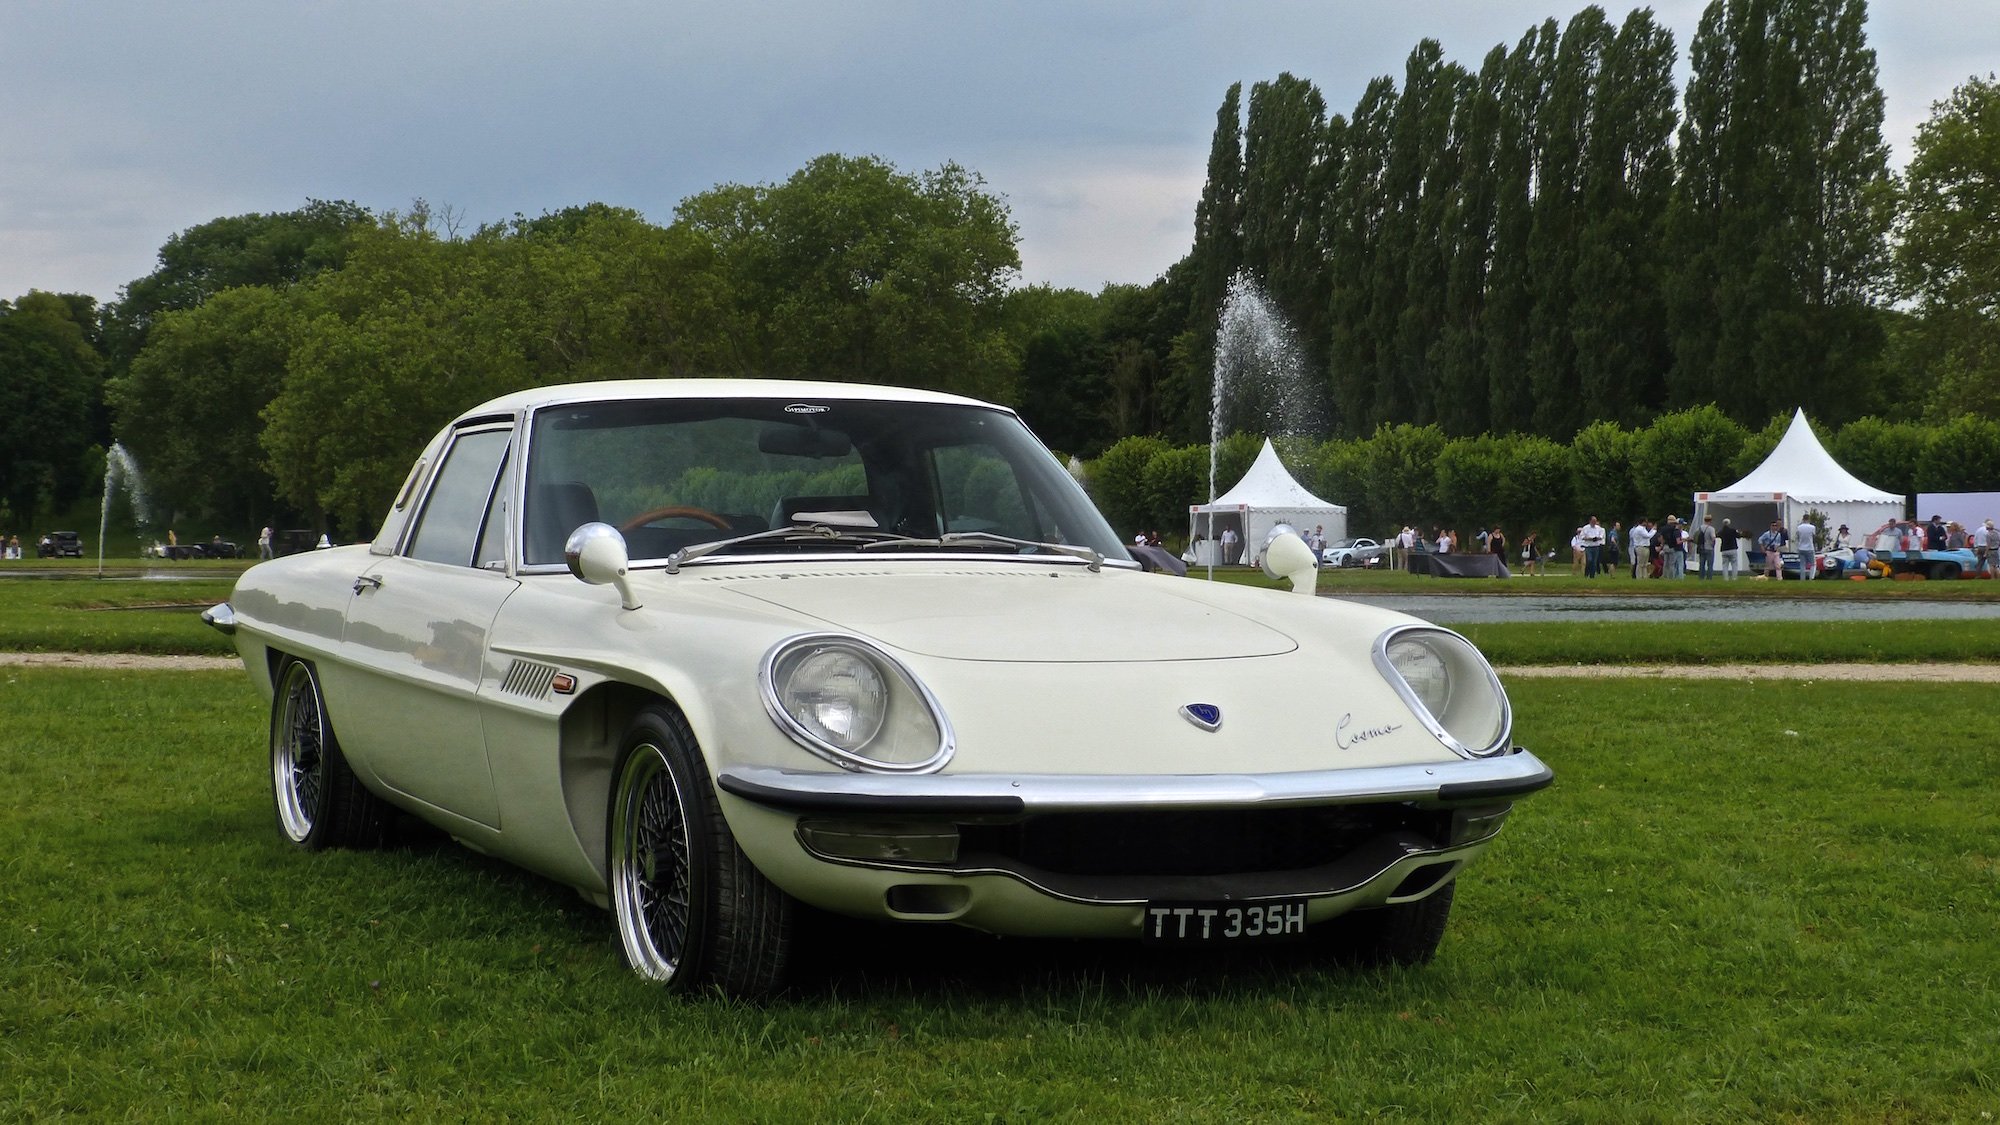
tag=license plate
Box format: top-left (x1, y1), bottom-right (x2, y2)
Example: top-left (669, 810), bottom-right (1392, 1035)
top-left (1141, 900), bottom-right (1308, 945)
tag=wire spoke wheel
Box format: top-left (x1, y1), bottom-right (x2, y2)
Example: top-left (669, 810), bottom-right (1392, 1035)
top-left (611, 741), bottom-right (695, 981)
top-left (606, 706), bottom-right (792, 995)
top-left (272, 661), bottom-right (328, 842)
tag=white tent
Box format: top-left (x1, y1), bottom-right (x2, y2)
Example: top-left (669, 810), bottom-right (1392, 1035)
top-left (1694, 409), bottom-right (1903, 539)
top-left (1189, 439), bottom-right (1347, 565)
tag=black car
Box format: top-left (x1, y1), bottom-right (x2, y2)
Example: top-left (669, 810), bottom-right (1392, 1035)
top-left (37, 531), bottom-right (83, 558)
top-left (272, 529), bottom-right (320, 557)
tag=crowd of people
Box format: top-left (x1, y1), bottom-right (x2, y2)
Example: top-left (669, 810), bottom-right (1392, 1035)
top-left (1375, 511), bottom-right (2000, 581)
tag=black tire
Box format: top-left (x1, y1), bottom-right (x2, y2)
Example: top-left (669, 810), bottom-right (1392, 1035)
top-left (607, 704), bottom-right (791, 996)
top-left (270, 658), bottom-right (387, 850)
top-left (1319, 881), bottom-right (1456, 967)
top-left (1931, 562), bottom-right (1961, 581)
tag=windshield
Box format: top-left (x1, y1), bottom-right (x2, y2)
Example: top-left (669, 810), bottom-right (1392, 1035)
top-left (520, 396), bottom-right (1129, 568)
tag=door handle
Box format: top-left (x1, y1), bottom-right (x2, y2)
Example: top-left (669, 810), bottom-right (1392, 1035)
top-left (352, 574), bottom-right (382, 594)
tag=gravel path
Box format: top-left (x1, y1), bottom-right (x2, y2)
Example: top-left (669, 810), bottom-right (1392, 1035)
top-left (3, 652), bottom-right (1997, 682)
top-left (0, 653), bottom-right (242, 671)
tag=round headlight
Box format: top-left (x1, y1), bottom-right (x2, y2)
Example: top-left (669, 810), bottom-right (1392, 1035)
top-left (1375, 627), bottom-right (1510, 758)
top-left (761, 636), bottom-right (953, 773)
top-left (780, 647), bottom-right (887, 750)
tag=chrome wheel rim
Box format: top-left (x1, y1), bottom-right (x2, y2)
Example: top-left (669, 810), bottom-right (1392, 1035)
top-left (610, 742), bottom-right (694, 981)
top-left (272, 662), bottom-right (325, 842)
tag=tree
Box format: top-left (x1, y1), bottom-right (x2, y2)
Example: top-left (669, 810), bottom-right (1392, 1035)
top-left (676, 155), bottom-right (1022, 401)
top-left (1895, 74), bottom-right (2000, 419)
top-left (1526, 8), bottom-right (1615, 438)
top-left (105, 200), bottom-right (372, 363)
top-left (1241, 74), bottom-right (1332, 356)
top-left (261, 217), bottom-right (542, 532)
top-left (1630, 404), bottom-right (1747, 519)
top-left (0, 293), bottom-right (101, 528)
top-left (1569, 419), bottom-right (1639, 522)
top-left (110, 287), bottom-right (297, 526)
top-left (1569, 8), bottom-right (1678, 428)
top-left (1665, 0), bottom-right (1891, 424)
top-left (1326, 77), bottom-right (1399, 435)
top-left (1006, 285), bottom-right (1109, 455)
top-left (1484, 21), bottom-right (1557, 434)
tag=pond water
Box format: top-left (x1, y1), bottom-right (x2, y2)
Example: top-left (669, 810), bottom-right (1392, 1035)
top-left (1336, 593), bottom-right (2000, 624)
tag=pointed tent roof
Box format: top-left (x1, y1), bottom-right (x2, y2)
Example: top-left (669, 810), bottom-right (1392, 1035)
top-left (1196, 439), bottom-right (1343, 511)
top-left (1706, 409), bottom-right (1900, 504)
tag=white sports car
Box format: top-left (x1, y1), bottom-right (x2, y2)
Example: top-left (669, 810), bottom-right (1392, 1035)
top-left (207, 380), bottom-right (1549, 995)
top-left (1321, 537), bottom-right (1387, 568)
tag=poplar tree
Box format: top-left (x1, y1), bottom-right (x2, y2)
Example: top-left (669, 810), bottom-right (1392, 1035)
top-left (1570, 8), bottom-right (1678, 427)
top-left (1432, 44), bottom-right (1508, 436)
top-left (1666, 0), bottom-right (1890, 423)
top-left (1525, 7), bottom-right (1614, 438)
top-left (1241, 74), bottom-right (1331, 355)
top-left (1326, 77), bottom-right (1398, 435)
top-left (1483, 20), bottom-right (1557, 434)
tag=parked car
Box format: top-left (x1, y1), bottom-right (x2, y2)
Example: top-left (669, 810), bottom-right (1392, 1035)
top-left (37, 531), bottom-right (83, 558)
top-left (1321, 536), bottom-right (1386, 568)
top-left (205, 380), bottom-right (1550, 995)
top-left (161, 537), bottom-right (243, 560)
top-left (272, 529), bottom-right (321, 557)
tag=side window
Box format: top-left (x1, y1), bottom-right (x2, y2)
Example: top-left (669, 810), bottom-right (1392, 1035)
top-left (406, 428), bottom-right (512, 566)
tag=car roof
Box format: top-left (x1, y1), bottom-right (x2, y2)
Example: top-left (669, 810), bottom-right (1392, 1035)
top-left (457, 379), bottom-right (1007, 423)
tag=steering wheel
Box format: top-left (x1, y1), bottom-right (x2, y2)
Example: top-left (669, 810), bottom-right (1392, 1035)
top-left (619, 505), bottom-right (733, 533)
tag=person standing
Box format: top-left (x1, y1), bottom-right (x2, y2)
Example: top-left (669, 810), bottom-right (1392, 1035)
top-left (1759, 521), bottom-right (1786, 579)
top-left (1220, 526), bottom-right (1239, 565)
top-left (1579, 516), bottom-right (1606, 578)
top-left (1793, 515), bottom-right (1817, 580)
top-left (1695, 515), bottom-right (1717, 580)
top-left (1718, 518), bottom-right (1742, 579)
top-left (1488, 526), bottom-right (1508, 574)
top-left (1628, 518), bottom-right (1654, 579)
top-left (1926, 515), bottom-right (1947, 551)
top-left (258, 525), bottom-right (274, 560)
top-left (1519, 530), bottom-right (1539, 576)
top-left (1658, 517), bottom-right (1685, 579)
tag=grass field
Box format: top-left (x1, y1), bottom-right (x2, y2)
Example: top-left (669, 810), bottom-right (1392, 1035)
top-left (2, 669), bottom-right (1994, 1120)
top-left (7, 562), bottom-right (2000, 666)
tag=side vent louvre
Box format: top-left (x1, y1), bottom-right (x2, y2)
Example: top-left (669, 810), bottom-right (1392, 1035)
top-left (501, 659), bottom-right (559, 699)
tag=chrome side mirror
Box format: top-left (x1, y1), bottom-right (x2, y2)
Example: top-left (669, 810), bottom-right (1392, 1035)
top-left (565, 522), bottom-right (642, 610)
top-left (1261, 523), bottom-right (1319, 596)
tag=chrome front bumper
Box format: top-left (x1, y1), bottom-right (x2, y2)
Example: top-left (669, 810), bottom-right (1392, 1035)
top-left (717, 747), bottom-right (1552, 815)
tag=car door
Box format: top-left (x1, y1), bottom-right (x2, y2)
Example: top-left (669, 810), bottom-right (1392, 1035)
top-left (333, 422), bottom-right (517, 830)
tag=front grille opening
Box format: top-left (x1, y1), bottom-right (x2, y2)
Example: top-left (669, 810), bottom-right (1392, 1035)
top-left (958, 805), bottom-right (1449, 878)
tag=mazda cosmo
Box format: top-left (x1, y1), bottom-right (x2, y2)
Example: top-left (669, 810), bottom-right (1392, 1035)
top-left (206, 379), bottom-right (1550, 995)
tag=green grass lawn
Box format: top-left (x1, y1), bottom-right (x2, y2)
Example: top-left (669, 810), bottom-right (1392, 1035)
top-left (2, 671), bottom-right (1993, 1120)
top-left (0, 576), bottom-right (237, 654)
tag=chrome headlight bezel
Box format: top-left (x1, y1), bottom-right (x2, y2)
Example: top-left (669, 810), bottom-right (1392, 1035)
top-left (1372, 624), bottom-right (1512, 759)
top-left (759, 633), bottom-right (954, 774)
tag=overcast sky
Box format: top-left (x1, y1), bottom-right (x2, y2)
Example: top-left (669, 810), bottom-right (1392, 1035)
top-left (3, 1), bottom-right (1994, 306)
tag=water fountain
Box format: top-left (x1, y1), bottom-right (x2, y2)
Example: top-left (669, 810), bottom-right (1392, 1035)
top-left (1201, 274), bottom-right (1326, 579)
top-left (98, 443), bottom-right (150, 578)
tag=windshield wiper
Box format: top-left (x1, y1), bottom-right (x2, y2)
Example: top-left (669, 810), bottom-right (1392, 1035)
top-left (856, 531), bottom-right (1102, 571)
top-left (664, 524), bottom-right (912, 573)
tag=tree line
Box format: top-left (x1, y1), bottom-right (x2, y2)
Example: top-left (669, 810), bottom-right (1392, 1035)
top-left (1087, 406), bottom-right (2000, 550)
top-left (1, 0), bottom-right (1995, 540)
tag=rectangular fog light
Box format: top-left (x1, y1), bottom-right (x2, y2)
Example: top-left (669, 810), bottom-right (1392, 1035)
top-left (798, 820), bottom-right (960, 864)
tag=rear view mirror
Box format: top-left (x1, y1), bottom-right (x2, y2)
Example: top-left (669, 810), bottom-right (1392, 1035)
top-left (759, 425), bottom-right (852, 459)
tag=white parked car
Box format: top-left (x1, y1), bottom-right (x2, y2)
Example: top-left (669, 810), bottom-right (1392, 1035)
top-left (206, 380), bottom-right (1549, 995)
top-left (1321, 537), bottom-right (1387, 568)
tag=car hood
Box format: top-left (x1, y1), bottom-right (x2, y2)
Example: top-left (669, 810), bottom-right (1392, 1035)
top-left (717, 566), bottom-right (1296, 662)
